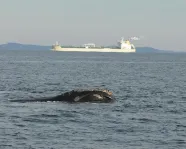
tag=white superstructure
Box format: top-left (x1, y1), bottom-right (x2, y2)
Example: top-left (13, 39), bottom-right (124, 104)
top-left (51, 37), bottom-right (136, 53)
top-left (83, 43), bottom-right (96, 48)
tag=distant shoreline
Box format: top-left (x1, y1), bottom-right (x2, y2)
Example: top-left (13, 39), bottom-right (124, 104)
top-left (0, 42), bottom-right (184, 53)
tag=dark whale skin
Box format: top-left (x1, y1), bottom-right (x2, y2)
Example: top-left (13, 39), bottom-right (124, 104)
top-left (10, 89), bottom-right (115, 103)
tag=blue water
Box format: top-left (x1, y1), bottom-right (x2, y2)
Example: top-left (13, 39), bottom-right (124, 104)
top-left (0, 50), bottom-right (186, 149)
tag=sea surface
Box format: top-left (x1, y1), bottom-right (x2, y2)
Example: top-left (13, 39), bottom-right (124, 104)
top-left (0, 50), bottom-right (186, 149)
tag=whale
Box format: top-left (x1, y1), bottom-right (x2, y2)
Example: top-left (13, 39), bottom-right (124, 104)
top-left (10, 89), bottom-right (115, 103)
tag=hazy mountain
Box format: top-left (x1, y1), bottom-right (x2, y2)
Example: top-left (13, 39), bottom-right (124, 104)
top-left (136, 47), bottom-right (173, 53)
top-left (0, 42), bottom-right (50, 50)
top-left (0, 42), bottom-right (180, 53)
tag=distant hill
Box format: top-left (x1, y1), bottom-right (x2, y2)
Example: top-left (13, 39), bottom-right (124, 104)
top-left (136, 47), bottom-right (172, 53)
top-left (0, 42), bottom-right (179, 53)
top-left (0, 42), bottom-right (50, 50)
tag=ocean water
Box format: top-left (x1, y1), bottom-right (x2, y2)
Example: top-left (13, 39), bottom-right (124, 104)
top-left (0, 50), bottom-right (186, 149)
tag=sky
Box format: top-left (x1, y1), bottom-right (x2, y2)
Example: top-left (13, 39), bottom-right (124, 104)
top-left (0, 0), bottom-right (185, 51)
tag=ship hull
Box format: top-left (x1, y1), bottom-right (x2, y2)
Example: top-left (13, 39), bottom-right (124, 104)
top-left (51, 48), bottom-right (136, 53)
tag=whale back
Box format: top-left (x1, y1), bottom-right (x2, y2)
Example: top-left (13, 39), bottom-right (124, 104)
top-left (9, 89), bottom-right (115, 103)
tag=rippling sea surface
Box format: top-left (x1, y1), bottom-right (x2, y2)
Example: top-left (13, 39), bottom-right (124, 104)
top-left (0, 50), bottom-right (186, 149)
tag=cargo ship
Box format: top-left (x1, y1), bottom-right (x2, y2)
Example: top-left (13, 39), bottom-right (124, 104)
top-left (51, 37), bottom-right (136, 53)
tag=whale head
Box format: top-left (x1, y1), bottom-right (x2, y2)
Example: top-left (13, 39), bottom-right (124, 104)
top-left (69, 89), bottom-right (115, 103)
